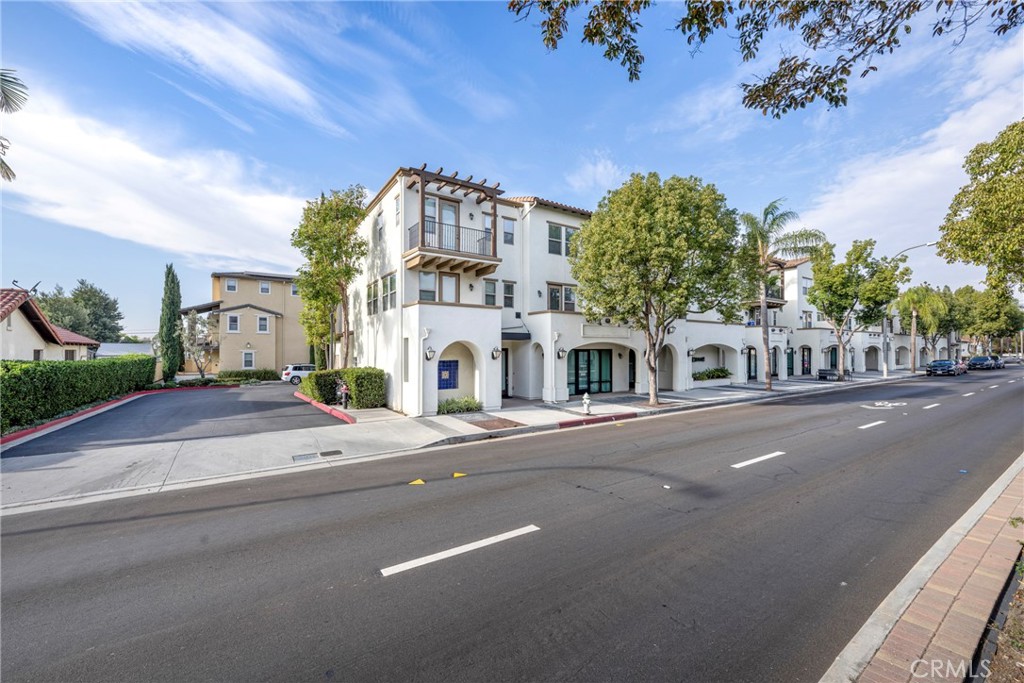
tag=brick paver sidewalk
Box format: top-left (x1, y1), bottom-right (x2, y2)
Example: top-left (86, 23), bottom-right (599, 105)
top-left (857, 470), bottom-right (1024, 682)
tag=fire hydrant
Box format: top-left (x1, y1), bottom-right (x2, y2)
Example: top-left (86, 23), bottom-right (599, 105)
top-left (339, 380), bottom-right (351, 410)
top-left (582, 392), bottom-right (592, 415)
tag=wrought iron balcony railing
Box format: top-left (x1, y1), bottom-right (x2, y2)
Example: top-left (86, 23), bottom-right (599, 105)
top-left (407, 219), bottom-right (495, 258)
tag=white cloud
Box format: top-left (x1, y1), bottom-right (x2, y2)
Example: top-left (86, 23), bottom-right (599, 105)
top-left (158, 78), bottom-right (255, 134)
top-left (566, 152), bottom-right (627, 196)
top-left (653, 81), bottom-right (756, 142)
top-left (64, 2), bottom-right (346, 137)
top-left (5, 93), bottom-right (306, 273)
top-left (800, 37), bottom-right (1022, 290)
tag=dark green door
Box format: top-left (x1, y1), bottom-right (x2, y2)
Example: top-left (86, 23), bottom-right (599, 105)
top-left (567, 349), bottom-right (612, 395)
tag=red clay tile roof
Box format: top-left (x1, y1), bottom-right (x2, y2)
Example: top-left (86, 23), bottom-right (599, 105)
top-left (505, 196), bottom-right (592, 218)
top-left (0, 288), bottom-right (64, 345)
top-left (52, 325), bottom-right (100, 346)
top-left (0, 288), bottom-right (31, 321)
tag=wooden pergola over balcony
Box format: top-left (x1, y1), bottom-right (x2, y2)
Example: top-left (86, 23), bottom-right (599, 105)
top-left (403, 165), bottom-right (503, 277)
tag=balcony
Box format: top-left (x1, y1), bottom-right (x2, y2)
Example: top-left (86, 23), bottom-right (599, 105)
top-left (745, 287), bottom-right (786, 309)
top-left (405, 219), bottom-right (500, 276)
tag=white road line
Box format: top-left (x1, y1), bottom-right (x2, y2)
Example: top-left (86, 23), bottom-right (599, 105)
top-left (922, 404), bottom-right (941, 410)
top-left (859, 421), bottom-right (886, 430)
top-left (731, 451), bottom-right (786, 469)
top-left (989, 385), bottom-right (999, 389)
top-left (380, 525), bottom-right (540, 577)
top-left (963, 392), bottom-right (975, 397)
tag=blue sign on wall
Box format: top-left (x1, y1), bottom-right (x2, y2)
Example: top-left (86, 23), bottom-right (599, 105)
top-left (438, 360), bottom-right (459, 390)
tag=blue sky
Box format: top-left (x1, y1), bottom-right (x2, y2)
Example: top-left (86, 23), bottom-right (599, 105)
top-left (3, 2), bottom-right (1022, 336)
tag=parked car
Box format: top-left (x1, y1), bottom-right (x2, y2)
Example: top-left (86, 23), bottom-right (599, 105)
top-left (967, 356), bottom-right (995, 370)
top-left (926, 360), bottom-right (962, 376)
top-left (281, 363), bottom-right (316, 385)
top-left (989, 355), bottom-right (1005, 369)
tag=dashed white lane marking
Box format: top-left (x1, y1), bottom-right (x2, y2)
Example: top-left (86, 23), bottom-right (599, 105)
top-left (731, 451), bottom-right (786, 469)
top-left (963, 392), bottom-right (976, 397)
top-left (380, 525), bottom-right (540, 577)
top-left (989, 385), bottom-right (999, 389)
top-left (923, 404), bottom-right (941, 410)
top-left (859, 421), bottom-right (886, 430)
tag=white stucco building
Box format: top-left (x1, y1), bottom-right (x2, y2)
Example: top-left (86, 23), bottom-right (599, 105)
top-left (347, 166), bottom-right (944, 416)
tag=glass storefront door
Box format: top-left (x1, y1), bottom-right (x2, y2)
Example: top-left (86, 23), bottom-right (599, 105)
top-left (567, 349), bottom-right (612, 395)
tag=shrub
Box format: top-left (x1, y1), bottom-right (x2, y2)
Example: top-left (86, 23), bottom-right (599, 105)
top-left (215, 368), bottom-right (280, 381)
top-left (437, 396), bottom-right (483, 414)
top-left (692, 367), bottom-right (732, 381)
top-left (0, 354), bottom-right (157, 433)
top-left (176, 377), bottom-right (216, 387)
top-left (300, 367), bottom-right (387, 409)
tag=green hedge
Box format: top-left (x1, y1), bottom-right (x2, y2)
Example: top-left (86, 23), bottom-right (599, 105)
top-left (216, 368), bottom-right (280, 381)
top-left (0, 355), bottom-right (157, 433)
top-left (692, 366), bottom-right (732, 381)
top-left (437, 397), bottom-right (483, 414)
top-left (300, 368), bottom-right (387, 409)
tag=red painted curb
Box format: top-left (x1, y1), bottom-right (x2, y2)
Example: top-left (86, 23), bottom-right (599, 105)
top-left (293, 391), bottom-right (357, 424)
top-left (557, 412), bottom-right (638, 429)
top-left (0, 385), bottom-right (238, 445)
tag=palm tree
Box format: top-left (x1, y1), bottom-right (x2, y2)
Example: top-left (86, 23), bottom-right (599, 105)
top-left (741, 199), bottom-right (826, 390)
top-left (895, 285), bottom-right (947, 372)
top-left (1, 68), bottom-right (29, 182)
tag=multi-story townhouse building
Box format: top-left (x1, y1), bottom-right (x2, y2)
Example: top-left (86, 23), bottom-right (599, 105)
top-left (182, 271), bottom-right (308, 373)
top-left (350, 166), bottom-right (784, 416)
top-left (775, 257), bottom-right (949, 376)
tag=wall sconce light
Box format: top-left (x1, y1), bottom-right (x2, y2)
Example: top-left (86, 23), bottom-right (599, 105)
top-left (245, 342), bottom-right (252, 349)
top-left (686, 348), bottom-right (694, 356)
top-left (491, 347), bottom-right (502, 360)
top-left (537, 290), bottom-right (543, 298)
top-left (667, 326), bottom-right (677, 334)
top-left (468, 283), bottom-right (475, 291)
top-left (424, 346), bottom-right (435, 361)
top-left (556, 347), bottom-right (567, 359)
top-left (785, 347), bottom-right (794, 353)
top-left (617, 352), bottom-right (623, 359)
top-left (469, 212), bottom-right (475, 221)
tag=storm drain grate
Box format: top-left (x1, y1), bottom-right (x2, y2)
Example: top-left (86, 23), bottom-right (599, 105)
top-left (292, 453), bottom-right (320, 463)
top-left (319, 449), bottom-right (343, 457)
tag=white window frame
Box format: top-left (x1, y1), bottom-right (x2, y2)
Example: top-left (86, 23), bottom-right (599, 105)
top-left (259, 281), bottom-right (271, 295)
top-left (242, 350), bottom-right (255, 369)
top-left (382, 273), bottom-right (397, 310)
top-left (291, 282), bottom-right (299, 296)
top-left (440, 273), bottom-right (458, 303)
top-left (227, 314), bottom-right (240, 333)
top-left (484, 280), bottom-right (497, 306)
top-left (502, 217), bottom-right (515, 245)
top-left (226, 278), bottom-right (238, 293)
top-left (257, 316), bottom-right (270, 333)
top-left (367, 281), bottom-right (379, 315)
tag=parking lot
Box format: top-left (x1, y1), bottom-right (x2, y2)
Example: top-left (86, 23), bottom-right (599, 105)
top-left (3, 383), bottom-right (343, 458)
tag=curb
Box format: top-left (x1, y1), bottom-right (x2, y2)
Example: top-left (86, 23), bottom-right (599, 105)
top-left (0, 385), bottom-right (237, 449)
top-left (558, 411), bottom-right (638, 428)
top-left (293, 391), bottom-right (357, 424)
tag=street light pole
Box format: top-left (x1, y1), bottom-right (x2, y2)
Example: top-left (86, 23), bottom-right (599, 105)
top-left (882, 241), bottom-right (937, 378)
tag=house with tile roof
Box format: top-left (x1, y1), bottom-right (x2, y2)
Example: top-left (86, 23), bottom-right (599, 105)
top-left (181, 272), bottom-right (309, 373)
top-left (1, 287), bottom-right (100, 361)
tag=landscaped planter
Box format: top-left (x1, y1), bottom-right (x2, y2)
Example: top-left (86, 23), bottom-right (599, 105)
top-left (692, 378), bottom-right (733, 388)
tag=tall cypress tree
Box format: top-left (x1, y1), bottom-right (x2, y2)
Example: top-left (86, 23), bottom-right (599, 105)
top-left (159, 264), bottom-right (184, 382)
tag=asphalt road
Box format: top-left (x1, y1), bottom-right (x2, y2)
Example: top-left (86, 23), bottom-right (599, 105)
top-left (3, 369), bottom-right (1023, 682)
top-left (2, 383), bottom-right (342, 457)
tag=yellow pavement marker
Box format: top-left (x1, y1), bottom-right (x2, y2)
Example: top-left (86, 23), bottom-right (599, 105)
top-left (453, 472), bottom-right (467, 478)
top-left (409, 479), bottom-right (425, 485)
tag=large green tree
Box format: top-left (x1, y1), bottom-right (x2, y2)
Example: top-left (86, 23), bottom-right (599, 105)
top-left (570, 172), bottom-right (747, 405)
top-left (70, 279), bottom-right (124, 342)
top-left (158, 264), bottom-right (184, 382)
top-left (938, 119), bottom-right (1024, 290)
top-left (807, 240), bottom-right (910, 377)
top-left (291, 186), bottom-right (369, 369)
top-left (0, 68), bottom-right (28, 182)
top-left (894, 284), bottom-right (948, 371)
top-left (740, 199), bottom-right (825, 389)
top-left (508, 1), bottom-right (1021, 117)
top-left (176, 309), bottom-right (217, 379)
top-left (36, 285), bottom-right (89, 333)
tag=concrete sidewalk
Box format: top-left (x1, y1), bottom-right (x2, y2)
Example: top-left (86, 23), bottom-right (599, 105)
top-left (1, 370), bottom-right (919, 512)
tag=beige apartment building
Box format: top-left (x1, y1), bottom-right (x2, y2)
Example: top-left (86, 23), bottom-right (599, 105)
top-left (182, 272), bottom-right (309, 373)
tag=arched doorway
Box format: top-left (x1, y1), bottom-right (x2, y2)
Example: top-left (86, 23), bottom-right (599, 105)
top-left (800, 346), bottom-right (812, 375)
top-left (657, 346), bottom-right (675, 390)
top-left (864, 346), bottom-right (880, 371)
top-left (437, 342), bottom-right (478, 404)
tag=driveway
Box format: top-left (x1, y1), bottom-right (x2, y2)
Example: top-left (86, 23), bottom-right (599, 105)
top-left (3, 383), bottom-right (343, 458)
